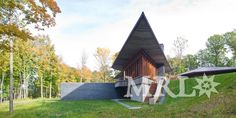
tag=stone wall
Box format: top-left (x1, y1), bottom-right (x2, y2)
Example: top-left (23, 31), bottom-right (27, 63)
top-left (60, 83), bottom-right (124, 100)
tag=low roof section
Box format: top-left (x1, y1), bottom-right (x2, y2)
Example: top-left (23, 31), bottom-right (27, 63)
top-left (180, 67), bottom-right (236, 77)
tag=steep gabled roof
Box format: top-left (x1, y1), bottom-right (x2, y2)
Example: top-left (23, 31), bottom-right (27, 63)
top-left (112, 12), bottom-right (171, 72)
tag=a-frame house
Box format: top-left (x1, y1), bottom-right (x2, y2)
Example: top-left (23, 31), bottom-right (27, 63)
top-left (112, 12), bottom-right (171, 103)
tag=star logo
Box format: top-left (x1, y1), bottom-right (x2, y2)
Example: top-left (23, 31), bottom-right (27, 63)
top-left (193, 74), bottom-right (220, 98)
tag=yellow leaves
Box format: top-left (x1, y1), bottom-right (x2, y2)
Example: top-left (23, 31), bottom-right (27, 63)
top-left (27, 0), bottom-right (61, 28)
top-left (112, 52), bottom-right (119, 63)
top-left (94, 47), bottom-right (111, 66)
top-left (1, 0), bottom-right (61, 33)
top-left (96, 48), bottom-right (110, 56)
top-left (46, 0), bottom-right (61, 15)
top-left (80, 66), bottom-right (92, 81)
top-left (0, 24), bottom-right (32, 40)
top-left (94, 48), bottom-right (112, 82)
top-left (58, 63), bottom-right (78, 82)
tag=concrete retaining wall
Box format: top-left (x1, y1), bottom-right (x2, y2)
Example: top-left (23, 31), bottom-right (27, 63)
top-left (60, 83), bottom-right (124, 100)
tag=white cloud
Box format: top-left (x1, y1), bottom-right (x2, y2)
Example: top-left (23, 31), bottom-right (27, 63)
top-left (32, 0), bottom-right (236, 70)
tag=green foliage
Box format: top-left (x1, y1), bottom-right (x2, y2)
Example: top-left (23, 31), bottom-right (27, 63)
top-left (167, 56), bottom-right (186, 74)
top-left (196, 33), bottom-right (235, 67)
top-left (183, 54), bottom-right (199, 70)
top-left (206, 34), bottom-right (227, 66)
top-left (0, 0), bottom-right (61, 102)
top-left (196, 49), bottom-right (212, 67)
top-left (169, 31), bottom-right (236, 74)
top-left (0, 35), bottom-right (83, 99)
top-left (224, 30), bottom-right (236, 62)
top-left (168, 54), bottom-right (198, 74)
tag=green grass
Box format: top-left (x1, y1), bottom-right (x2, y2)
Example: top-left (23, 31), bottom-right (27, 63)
top-left (0, 73), bottom-right (236, 118)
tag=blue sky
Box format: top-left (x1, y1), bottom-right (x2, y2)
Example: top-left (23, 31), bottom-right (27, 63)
top-left (34, 0), bottom-right (236, 70)
top-left (56, 0), bottom-right (129, 33)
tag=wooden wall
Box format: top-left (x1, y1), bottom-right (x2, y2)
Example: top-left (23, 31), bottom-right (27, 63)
top-left (124, 50), bottom-right (157, 81)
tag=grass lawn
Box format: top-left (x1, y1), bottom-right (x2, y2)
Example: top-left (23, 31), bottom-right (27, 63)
top-left (0, 73), bottom-right (236, 118)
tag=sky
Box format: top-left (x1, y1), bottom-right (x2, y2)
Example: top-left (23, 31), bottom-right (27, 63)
top-left (33, 0), bottom-right (236, 70)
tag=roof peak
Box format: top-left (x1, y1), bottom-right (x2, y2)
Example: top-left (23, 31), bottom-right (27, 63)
top-left (112, 13), bottom-right (171, 72)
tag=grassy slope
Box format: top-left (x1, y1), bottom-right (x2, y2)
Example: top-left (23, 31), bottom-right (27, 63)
top-left (0, 73), bottom-right (235, 118)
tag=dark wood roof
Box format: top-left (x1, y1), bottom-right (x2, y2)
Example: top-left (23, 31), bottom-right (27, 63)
top-left (180, 67), bottom-right (236, 77)
top-left (112, 12), bottom-right (171, 72)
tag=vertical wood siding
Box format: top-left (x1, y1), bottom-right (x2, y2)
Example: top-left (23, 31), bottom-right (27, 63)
top-left (124, 50), bottom-right (158, 81)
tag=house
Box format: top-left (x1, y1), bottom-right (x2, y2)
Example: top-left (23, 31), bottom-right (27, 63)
top-left (61, 12), bottom-right (171, 103)
top-left (112, 12), bottom-right (171, 103)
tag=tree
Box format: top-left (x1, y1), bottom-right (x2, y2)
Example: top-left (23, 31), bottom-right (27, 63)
top-left (173, 37), bottom-right (188, 59)
top-left (0, 0), bottom-right (60, 112)
top-left (206, 34), bottom-right (227, 66)
top-left (94, 48), bottom-right (112, 82)
top-left (0, 39), bottom-right (9, 103)
top-left (0, 72), bottom-right (5, 103)
top-left (32, 35), bottom-right (55, 98)
top-left (183, 54), bottom-right (199, 70)
top-left (196, 34), bottom-right (232, 67)
top-left (111, 52), bottom-right (120, 78)
top-left (81, 66), bottom-right (92, 82)
top-left (0, 34), bottom-right (86, 100)
top-left (79, 50), bottom-right (88, 82)
top-left (168, 37), bottom-right (189, 74)
top-left (224, 30), bottom-right (236, 65)
top-left (196, 49), bottom-right (212, 67)
top-left (14, 38), bottom-right (34, 99)
top-left (167, 56), bottom-right (186, 74)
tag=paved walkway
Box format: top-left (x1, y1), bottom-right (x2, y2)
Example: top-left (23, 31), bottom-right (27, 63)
top-left (112, 99), bottom-right (141, 109)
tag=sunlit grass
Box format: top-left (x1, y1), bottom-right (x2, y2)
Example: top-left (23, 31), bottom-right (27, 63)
top-left (0, 73), bottom-right (235, 118)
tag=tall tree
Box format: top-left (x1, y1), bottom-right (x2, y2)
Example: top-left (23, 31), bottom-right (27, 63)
top-left (14, 38), bottom-right (34, 99)
top-left (79, 50), bottom-right (88, 82)
top-left (94, 48), bottom-right (111, 82)
top-left (168, 37), bottom-right (189, 74)
top-left (0, 45), bottom-right (9, 103)
top-left (224, 30), bottom-right (236, 65)
top-left (196, 49), bottom-right (212, 67)
top-left (206, 34), bottom-right (227, 66)
top-left (0, 0), bottom-right (60, 112)
top-left (173, 37), bottom-right (188, 59)
top-left (183, 54), bottom-right (199, 70)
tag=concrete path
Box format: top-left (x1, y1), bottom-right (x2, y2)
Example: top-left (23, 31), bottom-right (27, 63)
top-left (112, 99), bottom-right (141, 109)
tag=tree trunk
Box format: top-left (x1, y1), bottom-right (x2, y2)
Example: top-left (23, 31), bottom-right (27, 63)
top-left (49, 80), bottom-right (52, 99)
top-left (25, 75), bottom-right (29, 98)
top-left (9, 38), bottom-right (14, 113)
top-left (25, 74), bottom-right (29, 98)
top-left (1, 72), bottom-right (5, 103)
top-left (45, 87), bottom-right (47, 98)
top-left (80, 70), bottom-right (83, 82)
top-left (19, 73), bottom-right (22, 99)
top-left (23, 60), bottom-right (27, 99)
top-left (103, 72), bottom-right (106, 83)
top-left (41, 77), bottom-right (43, 98)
